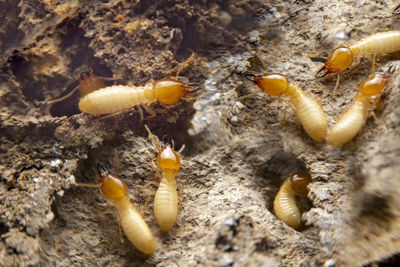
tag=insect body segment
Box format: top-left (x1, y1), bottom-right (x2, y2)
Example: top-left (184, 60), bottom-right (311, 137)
top-left (246, 73), bottom-right (328, 142)
top-left (316, 31), bottom-right (400, 77)
top-left (154, 141), bottom-right (181, 232)
top-left (97, 164), bottom-right (155, 255)
top-left (78, 78), bottom-right (193, 115)
top-left (273, 172), bottom-right (311, 229)
top-left (327, 67), bottom-right (395, 147)
top-left (79, 84), bottom-right (154, 115)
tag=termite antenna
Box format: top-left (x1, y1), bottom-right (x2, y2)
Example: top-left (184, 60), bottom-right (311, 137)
top-left (97, 163), bottom-right (109, 177)
top-left (245, 73), bottom-right (258, 82)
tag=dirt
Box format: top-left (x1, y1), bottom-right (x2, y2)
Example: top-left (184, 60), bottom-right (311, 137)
top-left (1, 0), bottom-right (400, 266)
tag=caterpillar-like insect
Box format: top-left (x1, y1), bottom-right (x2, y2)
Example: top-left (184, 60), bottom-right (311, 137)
top-left (78, 78), bottom-right (195, 115)
top-left (246, 73), bottom-right (328, 142)
top-left (78, 159), bottom-right (155, 255)
top-left (145, 125), bottom-right (182, 232)
top-left (273, 172), bottom-right (311, 229)
top-left (327, 66), bottom-right (395, 146)
top-left (316, 31), bottom-right (400, 77)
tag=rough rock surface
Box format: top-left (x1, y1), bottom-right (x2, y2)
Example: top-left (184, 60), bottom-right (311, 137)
top-left (1, 0), bottom-right (400, 266)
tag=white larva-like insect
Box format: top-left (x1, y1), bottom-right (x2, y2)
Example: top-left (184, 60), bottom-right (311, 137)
top-left (78, 79), bottom-right (193, 115)
top-left (273, 172), bottom-right (311, 229)
top-left (327, 67), bottom-right (395, 146)
top-left (246, 73), bottom-right (328, 142)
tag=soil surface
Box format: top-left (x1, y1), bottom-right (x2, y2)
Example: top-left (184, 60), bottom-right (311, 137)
top-left (1, 0), bottom-right (400, 266)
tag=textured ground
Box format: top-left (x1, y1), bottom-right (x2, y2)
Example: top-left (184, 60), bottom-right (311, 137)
top-left (1, 0), bottom-right (400, 266)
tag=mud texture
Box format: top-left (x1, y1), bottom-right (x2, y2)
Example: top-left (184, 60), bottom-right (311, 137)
top-left (1, 0), bottom-right (400, 266)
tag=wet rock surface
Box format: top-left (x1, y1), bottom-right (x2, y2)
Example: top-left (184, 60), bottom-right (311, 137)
top-left (1, 0), bottom-right (400, 266)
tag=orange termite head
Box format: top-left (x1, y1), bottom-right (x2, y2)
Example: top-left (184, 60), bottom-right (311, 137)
top-left (154, 78), bottom-right (194, 105)
top-left (98, 164), bottom-right (128, 201)
top-left (393, 3), bottom-right (400, 15)
top-left (245, 73), bottom-right (289, 96)
top-left (358, 66), bottom-right (396, 97)
top-left (315, 46), bottom-right (354, 77)
top-left (157, 136), bottom-right (181, 170)
top-left (290, 172), bottom-right (311, 196)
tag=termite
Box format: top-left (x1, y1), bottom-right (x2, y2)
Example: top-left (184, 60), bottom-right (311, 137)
top-left (246, 72), bottom-right (328, 142)
top-left (78, 78), bottom-right (195, 115)
top-left (77, 157), bottom-right (155, 255)
top-left (315, 31), bottom-right (400, 94)
top-left (47, 70), bottom-right (118, 104)
top-left (145, 125), bottom-right (183, 232)
top-left (78, 53), bottom-right (198, 116)
top-left (327, 66), bottom-right (395, 147)
top-left (273, 172), bottom-right (311, 229)
top-left (316, 31), bottom-right (400, 77)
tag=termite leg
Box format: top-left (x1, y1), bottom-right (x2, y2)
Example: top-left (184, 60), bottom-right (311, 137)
top-left (143, 180), bottom-right (159, 189)
top-left (372, 54), bottom-right (377, 74)
top-left (141, 104), bottom-right (156, 120)
top-left (137, 105), bottom-right (144, 121)
top-left (92, 108), bottom-right (132, 122)
top-left (176, 144), bottom-right (185, 154)
top-left (47, 85), bottom-right (80, 104)
top-left (332, 73), bottom-right (341, 97)
top-left (117, 214), bottom-right (125, 244)
top-left (279, 102), bottom-right (290, 126)
top-left (349, 57), bottom-right (362, 72)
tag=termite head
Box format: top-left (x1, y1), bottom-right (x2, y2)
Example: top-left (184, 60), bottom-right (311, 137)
top-left (290, 172), bottom-right (311, 196)
top-left (393, 3), bottom-right (400, 15)
top-left (78, 70), bottom-right (106, 96)
top-left (154, 78), bottom-right (194, 105)
top-left (358, 66), bottom-right (396, 96)
top-left (80, 70), bottom-right (92, 81)
top-left (245, 73), bottom-right (289, 96)
top-left (97, 164), bottom-right (128, 201)
top-left (157, 136), bottom-right (181, 171)
top-left (315, 46), bottom-right (353, 77)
